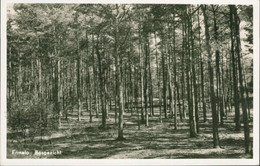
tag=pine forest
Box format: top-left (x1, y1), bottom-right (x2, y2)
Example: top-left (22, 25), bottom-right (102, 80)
top-left (6, 4), bottom-right (253, 159)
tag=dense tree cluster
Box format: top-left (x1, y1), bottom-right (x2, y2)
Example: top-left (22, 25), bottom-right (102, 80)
top-left (7, 4), bottom-right (253, 154)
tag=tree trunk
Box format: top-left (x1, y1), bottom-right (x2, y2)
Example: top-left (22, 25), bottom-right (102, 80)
top-left (161, 31), bottom-right (168, 119)
top-left (232, 5), bottom-right (250, 154)
top-left (139, 30), bottom-right (145, 122)
top-left (229, 5), bottom-right (241, 131)
top-left (184, 11), bottom-right (196, 137)
top-left (212, 6), bottom-right (224, 125)
top-left (197, 9), bottom-right (207, 122)
top-left (190, 12), bottom-right (199, 133)
top-left (202, 5), bottom-right (220, 148)
top-left (96, 36), bottom-right (106, 129)
top-left (154, 32), bottom-right (162, 123)
top-left (144, 38), bottom-right (149, 127)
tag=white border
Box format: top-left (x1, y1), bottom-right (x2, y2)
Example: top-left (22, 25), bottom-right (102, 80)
top-left (1, 0), bottom-right (259, 165)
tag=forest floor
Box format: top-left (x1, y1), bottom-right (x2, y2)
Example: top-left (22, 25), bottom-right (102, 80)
top-left (7, 106), bottom-right (253, 159)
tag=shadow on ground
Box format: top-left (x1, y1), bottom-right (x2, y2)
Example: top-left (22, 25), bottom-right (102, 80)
top-left (7, 108), bottom-right (253, 159)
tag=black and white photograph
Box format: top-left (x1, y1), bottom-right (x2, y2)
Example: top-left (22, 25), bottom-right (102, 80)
top-left (1, 0), bottom-right (259, 165)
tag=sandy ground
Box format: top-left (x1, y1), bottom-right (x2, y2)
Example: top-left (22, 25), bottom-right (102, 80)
top-left (7, 107), bottom-right (253, 159)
